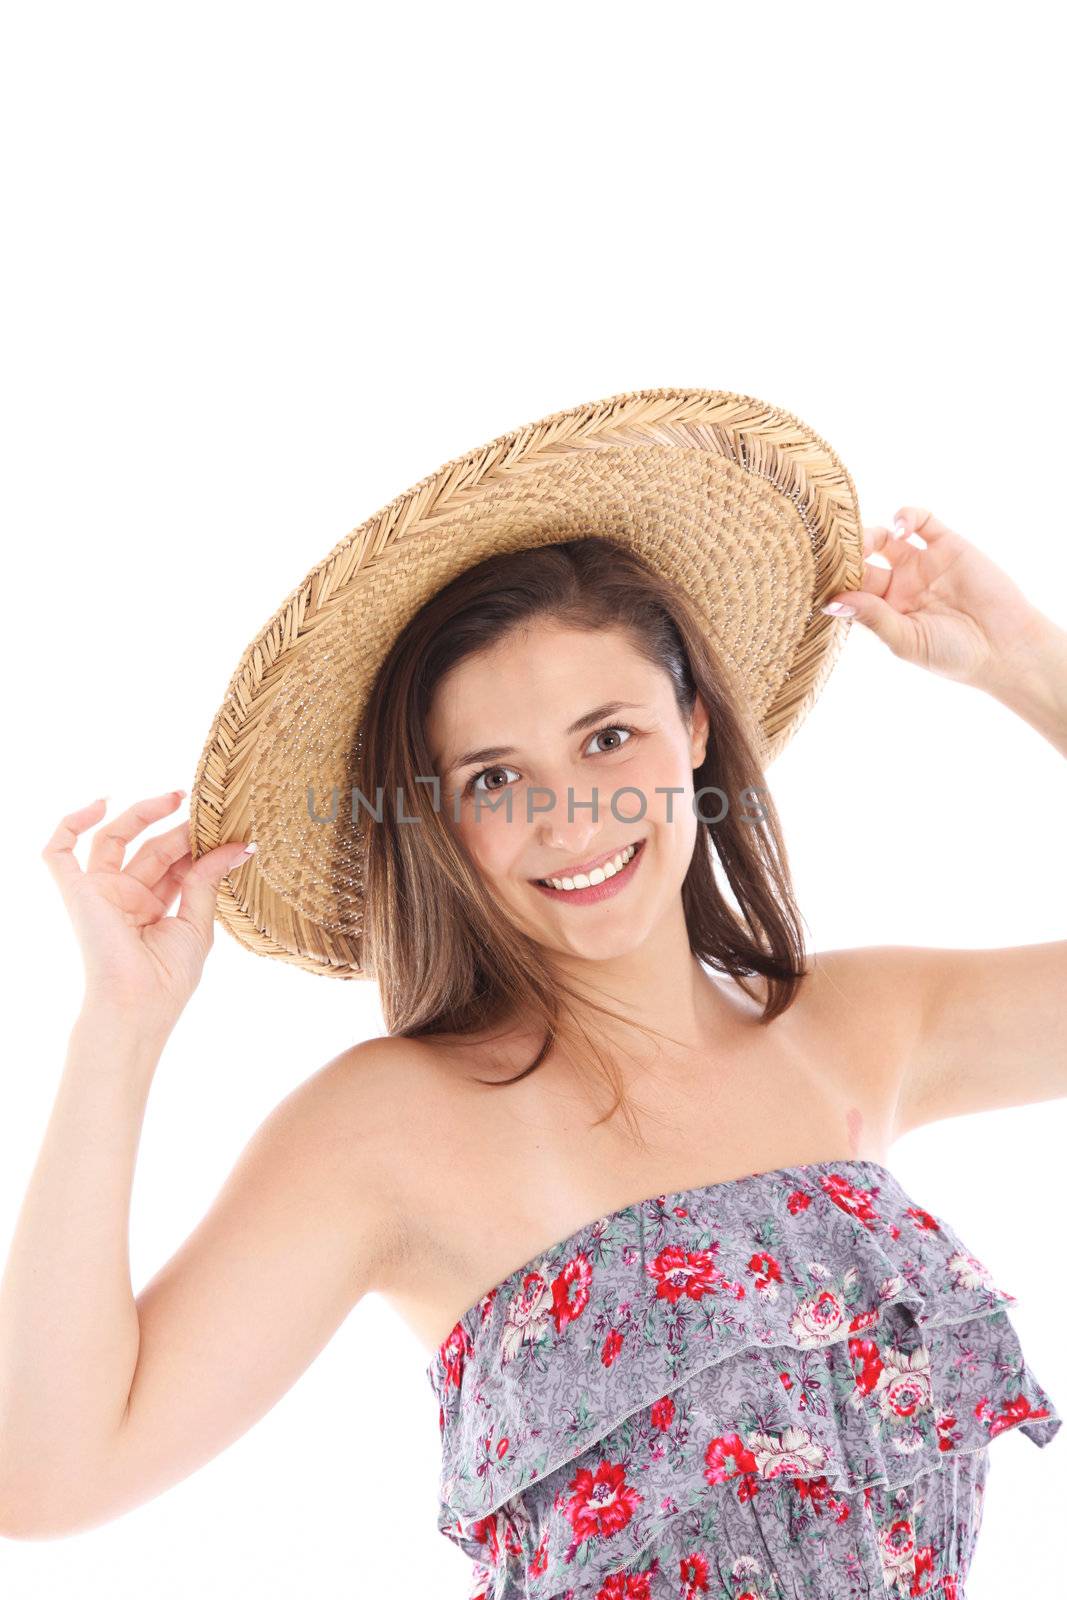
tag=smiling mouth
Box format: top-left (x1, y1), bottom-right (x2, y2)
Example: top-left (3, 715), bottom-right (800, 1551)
top-left (533, 838), bottom-right (645, 889)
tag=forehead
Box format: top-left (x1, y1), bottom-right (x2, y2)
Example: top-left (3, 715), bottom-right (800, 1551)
top-left (427, 624), bottom-right (667, 756)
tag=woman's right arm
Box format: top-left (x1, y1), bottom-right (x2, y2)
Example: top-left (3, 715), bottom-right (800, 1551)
top-left (0, 794), bottom-right (410, 1538)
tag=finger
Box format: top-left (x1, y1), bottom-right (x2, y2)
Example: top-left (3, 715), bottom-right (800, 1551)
top-left (40, 797), bottom-right (108, 897)
top-left (825, 587), bottom-right (916, 654)
top-left (853, 526), bottom-right (913, 600)
top-left (150, 849), bottom-right (197, 914)
top-left (862, 524), bottom-right (916, 574)
top-left (124, 819), bottom-right (196, 890)
top-left (174, 840), bottom-right (258, 946)
top-left (891, 506), bottom-right (956, 544)
top-left (86, 791), bottom-right (186, 876)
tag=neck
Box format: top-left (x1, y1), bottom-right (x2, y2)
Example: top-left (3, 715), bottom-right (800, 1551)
top-left (538, 897), bottom-right (761, 1079)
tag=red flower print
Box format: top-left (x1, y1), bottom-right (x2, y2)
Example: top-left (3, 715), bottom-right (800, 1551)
top-left (438, 1320), bottom-right (474, 1391)
top-left (848, 1335), bottom-right (885, 1396)
top-left (794, 1474), bottom-right (830, 1504)
top-left (476, 1285), bottom-right (499, 1326)
top-left (819, 1172), bottom-right (882, 1229)
top-left (470, 1512), bottom-right (502, 1565)
top-left (787, 1188), bottom-right (813, 1215)
top-left (905, 1204), bottom-right (941, 1232)
top-left (496, 1436), bottom-right (509, 1459)
top-left (647, 1244), bottom-right (746, 1305)
top-left (748, 1250), bottom-right (783, 1297)
top-left (874, 1344), bottom-right (932, 1421)
top-left (908, 1542), bottom-right (934, 1593)
top-left (935, 1407), bottom-right (960, 1452)
top-left (602, 1328), bottom-right (624, 1366)
top-left (848, 1305), bottom-right (883, 1335)
top-left (703, 1431), bottom-right (758, 1485)
top-left (552, 1252), bottom-right (593, 1332)
top-left (673, 1206), bottom-right (689, 1219)
top-left (793, 1475), bottom-right (849, 1520)
top-left (678, 1549), bottom-right (710, 1593)
top-left (975, 1392), bottom-right (1053, 1436)
top-left (528, 1531), bottom-right (550, 1576)
top-left (778, 1369), bottom-right (794, 1392)
top-left (877, 1514), bottom-right (916, 1586)
top-left (564, 1458), bottom-right (643, 1541)
top-left (789, 1286), bottom-right (848, 1346)
top-left (501, 1267), bottom-right (554, 1364)
top-left (594, 1571), bottom-right (655, 1600)
top-left (502, 1516), bottom-right (523, 1561)
top-left (649, 1394), bottom-right (675, 1431)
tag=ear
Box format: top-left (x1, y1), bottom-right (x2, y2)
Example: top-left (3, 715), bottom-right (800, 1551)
top-left (689, 695), bottom-right (711, 768)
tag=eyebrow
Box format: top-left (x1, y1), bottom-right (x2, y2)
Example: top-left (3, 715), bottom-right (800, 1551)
top-left (443, 701), bottom-right (646, 776)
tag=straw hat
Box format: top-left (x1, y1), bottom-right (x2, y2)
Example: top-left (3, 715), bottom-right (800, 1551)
top-left (189, 386), bottom-right (864, 979)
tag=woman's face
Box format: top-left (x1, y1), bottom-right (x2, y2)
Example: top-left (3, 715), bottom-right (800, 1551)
top-left (426, 621), bottom-right (710, 965)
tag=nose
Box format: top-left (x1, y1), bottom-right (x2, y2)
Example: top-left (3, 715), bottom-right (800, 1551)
top-left (534, 770), bottom-right (602, 852)
top-left (540, 818), bottom-right (601, 853)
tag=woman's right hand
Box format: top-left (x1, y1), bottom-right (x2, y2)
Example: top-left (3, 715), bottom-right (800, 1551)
top-left (41, 791), bottom-right (257, 1033)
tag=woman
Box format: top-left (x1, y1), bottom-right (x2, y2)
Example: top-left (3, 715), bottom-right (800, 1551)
top-left (2, 402), bottom-right (1065, 1597)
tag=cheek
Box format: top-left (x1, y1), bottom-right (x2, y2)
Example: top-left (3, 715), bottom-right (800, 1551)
top-left (456, 811), bottom-right (524, 880)
top-left (622, 749), bottom-right (696, 839)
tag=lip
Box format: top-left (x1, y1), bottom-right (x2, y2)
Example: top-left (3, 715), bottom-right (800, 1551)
top-left (531, 838), bottom-right (646, 905)
top-left (530, 838), bottom-right (645, 885)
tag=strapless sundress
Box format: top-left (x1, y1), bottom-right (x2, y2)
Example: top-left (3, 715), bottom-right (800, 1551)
top-left (426, 1158), bottom-right (1061, 1599)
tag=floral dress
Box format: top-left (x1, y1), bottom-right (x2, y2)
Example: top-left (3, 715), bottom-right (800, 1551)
top-left (426, 1159), bottom-right (1061, 1600)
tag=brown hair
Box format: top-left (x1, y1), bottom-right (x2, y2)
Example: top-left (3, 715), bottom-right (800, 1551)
top-left (355, 537), bottom-right (811, 1143)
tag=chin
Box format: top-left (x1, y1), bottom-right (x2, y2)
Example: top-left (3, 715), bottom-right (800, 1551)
top-left (547, 923), bottom-right (652, 961)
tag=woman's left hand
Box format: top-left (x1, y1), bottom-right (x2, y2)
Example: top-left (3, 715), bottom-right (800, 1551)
top-left (821, 506), bottom-right (1044, 693)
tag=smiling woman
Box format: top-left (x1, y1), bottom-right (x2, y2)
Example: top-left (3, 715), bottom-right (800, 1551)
top-left (7, 390), bottom-right (1064, 1600)
top-left (355, 535), bottom-right (810, 1126)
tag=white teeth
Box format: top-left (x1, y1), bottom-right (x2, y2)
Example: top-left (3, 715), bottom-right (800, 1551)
top-left (541, 841), bottom-right (639, 891)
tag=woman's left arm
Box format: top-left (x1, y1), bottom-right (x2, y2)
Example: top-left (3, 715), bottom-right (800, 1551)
top-left (821, 507), bottom-right (1067, 1135)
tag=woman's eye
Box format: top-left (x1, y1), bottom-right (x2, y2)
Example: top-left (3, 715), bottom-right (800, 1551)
top-left (586, 724), bottom-right (634, 756)
top-left (467, 763), bottom-right (521, 797)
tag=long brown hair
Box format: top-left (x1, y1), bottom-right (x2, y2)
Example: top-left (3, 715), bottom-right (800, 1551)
top-left (356, 537), bottom-right (811, 1142)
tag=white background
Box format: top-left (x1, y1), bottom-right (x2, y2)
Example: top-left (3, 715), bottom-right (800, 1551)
top-left (1, 2), bottom-right (1065, 1595)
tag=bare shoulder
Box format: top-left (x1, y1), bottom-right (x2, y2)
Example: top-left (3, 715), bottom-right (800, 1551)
top-left (801, 942), bottom-right (932, 1015)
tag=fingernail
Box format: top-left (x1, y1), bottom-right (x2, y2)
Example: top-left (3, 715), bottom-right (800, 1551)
top-left (240, 841), bottom-right (258, 855)
top-left (893, 516), bottom-right (908, 538)
top-left (174, 788), bottom-right (188, 799)
top-left (821, 601), bottom-right (856, 616)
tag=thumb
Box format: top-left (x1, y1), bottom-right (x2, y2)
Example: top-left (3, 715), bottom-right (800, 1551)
top-left (822, 592), bottom-right (914, 657)
top-left (176, 840), bottom-right (257, 944)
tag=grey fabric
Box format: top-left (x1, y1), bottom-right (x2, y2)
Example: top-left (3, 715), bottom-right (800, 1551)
top-left (427, 1159), bottom-right (1061, 1599)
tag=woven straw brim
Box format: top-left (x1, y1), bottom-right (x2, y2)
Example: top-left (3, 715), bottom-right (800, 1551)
top-left (189, 387), bottom-right (864, 979)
